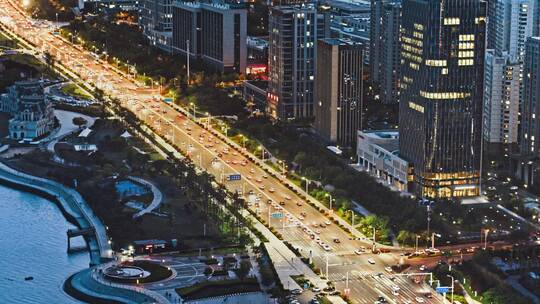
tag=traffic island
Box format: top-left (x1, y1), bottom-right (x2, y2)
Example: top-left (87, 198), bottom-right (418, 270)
top-left (104, 260), bottom-right (173, 284)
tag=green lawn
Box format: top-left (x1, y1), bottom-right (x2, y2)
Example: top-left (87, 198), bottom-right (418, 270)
top-left (60, 83), bottom-right (93, 100)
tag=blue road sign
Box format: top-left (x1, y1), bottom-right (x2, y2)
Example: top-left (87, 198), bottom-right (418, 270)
top-left (271, 212), bottom-right (283, 219)
top-left (436, 287), bottom-right (450, 294)
top-left (227, 174), bottom-right (241, 181)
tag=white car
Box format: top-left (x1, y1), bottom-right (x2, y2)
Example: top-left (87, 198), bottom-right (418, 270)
top-left (323, 244), bottom-right (332, 251)
top-left (385, 267), bottom-right (393, 273)
top-left (415, 297), bottom-right (425, 303)
top-left (368, 259), bottom-right (375, 265)
top-left (419, 265), bottom-right (426, 271)
top-left (354, 249), bottom-right (364, 255)
top-left (311, 286), bottom-right (321, 292)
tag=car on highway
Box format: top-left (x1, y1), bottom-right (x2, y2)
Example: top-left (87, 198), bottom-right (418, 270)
top-left (385, 266), bottom-right (393, 273)
top-left (324, 220), bottom-right (331, 225)
top-left (333, 238), bottom-right (340, 244)
top-left (256, 178), bottom-right (262, 183)
top-left (311, 286), bottom-right (321, 292)
top-left (322, 244), bottom-right (332, 251)
top-left (279, 201), bottom-right (286, 206)
top-left (368, 258), bottom-right (375, 264)
top-left (269, 187), bottom-right (275, 193)
top-left (415, 297), bottom-right (425, 303)
top-left (259, 185), bottom-right (265, 190)
top-left (263, 174), bottom-right (268, 178)
top-left (296, 201), bottom-right (303, 206)
top-left (354, 249), bottom-right (365, 255)
top-left (419, 265), bottom-right (426, 271)
top-left (291, 288), bottom-right (302, 295)
top-left (284, 195), bottom-right (292, 200)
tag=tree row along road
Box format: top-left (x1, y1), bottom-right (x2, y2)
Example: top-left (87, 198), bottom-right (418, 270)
top-left (0, 2), bottom-right (444, 303)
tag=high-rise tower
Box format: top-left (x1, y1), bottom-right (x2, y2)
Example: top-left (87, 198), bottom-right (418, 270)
top-left (399, 0), bottom-right (487, 198)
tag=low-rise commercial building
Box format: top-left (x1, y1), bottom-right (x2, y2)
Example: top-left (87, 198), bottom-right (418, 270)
top-left (243, 80), bottom-right (268, 112)
top-left (356, 130), bottom-right (411, 192)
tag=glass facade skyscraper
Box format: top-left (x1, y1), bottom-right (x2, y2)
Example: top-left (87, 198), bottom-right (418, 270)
top-left (399, 0), bottom-right (487, 198)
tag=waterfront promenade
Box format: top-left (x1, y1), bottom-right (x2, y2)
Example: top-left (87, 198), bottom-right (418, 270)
top-left (0, 162), bottom-right (112, 264)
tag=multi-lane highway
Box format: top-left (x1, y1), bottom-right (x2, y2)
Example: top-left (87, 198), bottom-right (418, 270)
top-left (0, 2), bottom-right (446, 303)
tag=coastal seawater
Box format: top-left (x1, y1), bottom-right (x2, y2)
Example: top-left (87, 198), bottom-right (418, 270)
top-left (0, 184), bottom-right (89, 303)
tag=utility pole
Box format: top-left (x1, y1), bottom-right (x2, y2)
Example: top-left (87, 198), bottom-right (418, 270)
top-left (186, 40), bottom-right (190, 86)
top-left (427, 204), bottom-right (431, 237)
top-left (372, 227), bottom-right (376, 252)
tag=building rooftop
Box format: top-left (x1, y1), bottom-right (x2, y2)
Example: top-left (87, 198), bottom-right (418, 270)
top-left (247, 36), bottom-right (269, 50)
top-left (359, 130), bottom-right (400, 153)
top-left (133, 239), bottom-right (167, 246)
top-left (319, 37), bottom-right (363, 46)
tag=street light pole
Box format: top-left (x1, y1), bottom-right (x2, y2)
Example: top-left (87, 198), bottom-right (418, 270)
top-left (415, 235), bottom-right (420, 253)
top-left (348, 210), bottom-right (355, 227)
top-left (484, 229), bottom-right (489, 250)
top-left (186, 39), bottom-right (190, 86)
top-left (372, 227), bottom-right (376, 252)
top-left (302, 177), bottom-right (309, 194)
top-left (447, 274), bottom-right (455, 303)
top-left (325, 253), bottom-right (329, 279)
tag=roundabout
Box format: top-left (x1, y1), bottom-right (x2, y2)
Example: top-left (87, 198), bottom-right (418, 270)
top-left (103, 260), bottom-right (174, 284)
top-left (104, 265), bottom-right (150, 281)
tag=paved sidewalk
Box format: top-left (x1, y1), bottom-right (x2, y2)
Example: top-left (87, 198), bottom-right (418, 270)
top-left (69, 268), bottom-right (164, 304)
top-left (249, 212), bottom-right (327, 291)
top-left (129, 176), bottom-right (164, 218)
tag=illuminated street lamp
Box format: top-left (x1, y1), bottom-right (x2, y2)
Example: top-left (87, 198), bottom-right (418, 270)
top-left (325, 193), bottom-right (333, 211)
top-left (301, 176), bottom-right (310, 194)
top-left (257, 145), bottom-right (265, 161)
top-left (277, 160), bottom-right (286, 175)
top-left (189, 102), bottom-right (196, 118)
top-left (446, 274), bottom-right (455, 303)
top-left (483, 229), bottom-right (490, 250)
top-left (239, 134), bottom-right (246, 149)
top-left (347, 210), bottom-right (355, 227)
